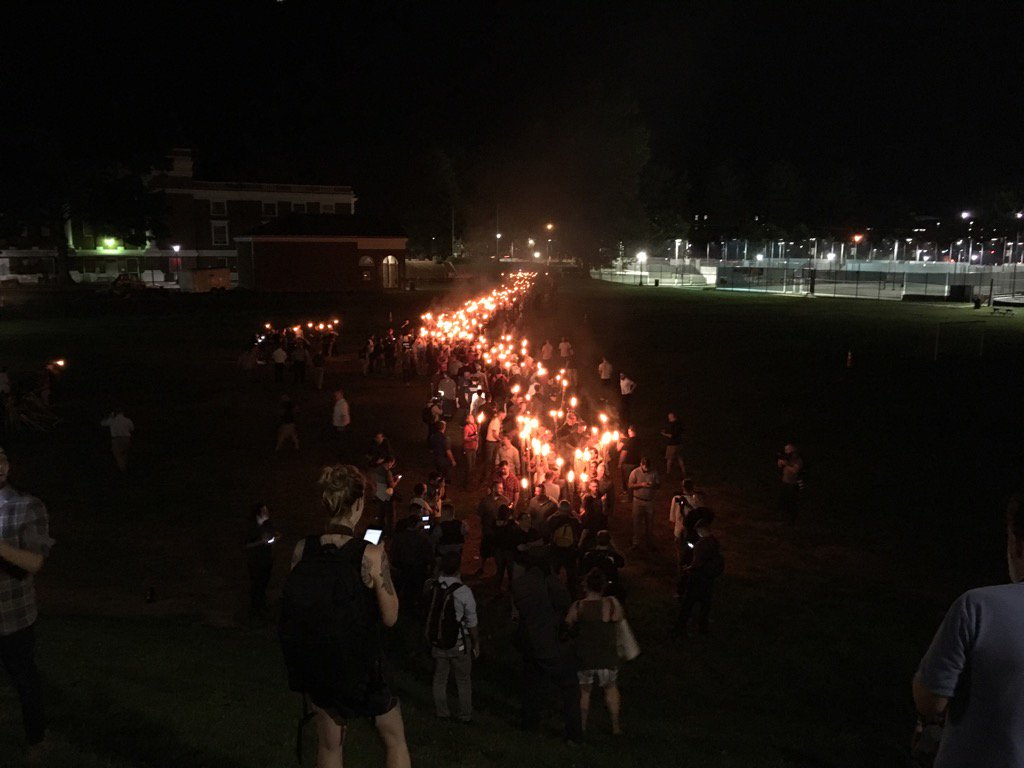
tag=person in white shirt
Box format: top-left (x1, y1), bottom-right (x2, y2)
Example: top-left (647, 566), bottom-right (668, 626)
top-left (597, 358), bottom-right (613, 388)
top-left (558, 337), bottom-right (573, 362)
top-left (540, 340), bottom-right (554, 362)
top-left (497, 435), bottom-right (521, 477)
top-left (483, 411), bottom-right (503, 474)
top-left (428, 551), bottom-right (480, 722)
top-left (332, 390), bottom-right (351, 432)
top-left (100, 408), bottom-right (135, 472)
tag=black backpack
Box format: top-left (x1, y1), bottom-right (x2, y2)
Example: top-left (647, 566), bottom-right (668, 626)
top-left (279, 536), bottom-right (381, 702)
top-left (438, 519), bottom-right (465, 547)
top-left (424, 581), bottom-right (463, 650)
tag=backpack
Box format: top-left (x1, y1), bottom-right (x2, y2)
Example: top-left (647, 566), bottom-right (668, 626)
top-left (551, 518), bottom-right (577, 549)
top-left (279, 537), bottom-right (380, 701)
top-left (425, 581), bottom-right (464, 650)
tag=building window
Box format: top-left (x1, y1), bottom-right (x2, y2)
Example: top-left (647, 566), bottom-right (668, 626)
top-left (293, 202), bottom-right (306, 214)
top-left (262, 202), bottom-right (277, 217)
top-left (210, 200), bottom-right (227, 216)
top-left (321, 202), bottom-right (334, 214)
top-left (211, 221), bottom-right (230, 246)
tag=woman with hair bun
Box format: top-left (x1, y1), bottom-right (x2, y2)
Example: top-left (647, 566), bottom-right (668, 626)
top-left (280, 464), bottom-right (410, 768)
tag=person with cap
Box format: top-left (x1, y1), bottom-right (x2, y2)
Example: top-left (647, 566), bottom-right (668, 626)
top-left (0, 448), bottom-right (54, 764)
top-left (627, 456), bottom-right (660, 552)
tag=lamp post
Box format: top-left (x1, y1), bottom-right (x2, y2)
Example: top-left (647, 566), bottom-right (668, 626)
top-left (960, 211), bottom-right (972, 262)
top-left (636, 250), bottom-right (648, 286)
top-left (1015, 212), bottom-right (1023, 263)
top-left (545, 222), bottom-right (554, 260)
top-left (495, 232), bottom-right (501, 259)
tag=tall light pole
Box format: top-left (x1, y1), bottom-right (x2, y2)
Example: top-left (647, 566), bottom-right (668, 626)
top-left (1015, 212), bottom-right (1023, 263)
top-left (545, 222), bottom-right (554, 260)
top-left (636, 250), bottom-right (648, 286)
top-left (960, 211), bottom-right (972, 262)
top-left (495, 232), bottom-right (502, 259)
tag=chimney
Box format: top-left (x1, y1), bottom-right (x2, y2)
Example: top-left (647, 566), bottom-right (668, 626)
top-left (167, 148), bottom-right (194, 178)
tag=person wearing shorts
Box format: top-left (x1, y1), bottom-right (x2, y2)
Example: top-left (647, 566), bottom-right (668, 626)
top-left (565, 568), bottom-right (625, 735)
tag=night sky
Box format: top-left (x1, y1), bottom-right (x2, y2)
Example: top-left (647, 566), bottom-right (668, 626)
top-left (4, 1), bottom-right (1022, 238)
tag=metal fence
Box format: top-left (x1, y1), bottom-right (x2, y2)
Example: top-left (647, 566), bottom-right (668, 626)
top-left (592, 259), bottom-right (1024, 302)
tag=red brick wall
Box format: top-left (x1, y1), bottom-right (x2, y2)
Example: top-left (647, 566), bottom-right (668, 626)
top-left (237, 240), bottom-right (406, 292)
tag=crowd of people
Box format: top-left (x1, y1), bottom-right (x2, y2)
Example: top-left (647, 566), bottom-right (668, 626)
top-left (269, 271), bottom-right (732, 766)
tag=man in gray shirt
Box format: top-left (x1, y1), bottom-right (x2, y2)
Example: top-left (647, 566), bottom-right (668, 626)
top-left (628, 456), bottom-right (660, 551)
top-left (913, 494), bottom-right (1024, 767)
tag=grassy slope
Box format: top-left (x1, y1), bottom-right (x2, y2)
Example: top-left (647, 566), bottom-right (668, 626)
top-left (0, 281), bottom-right (1021, 767)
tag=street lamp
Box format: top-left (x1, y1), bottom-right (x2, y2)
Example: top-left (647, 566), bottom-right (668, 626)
top-left (495, 232), bottom-right (501, 260)
top-left (636, 250), bottom-right (648, 286)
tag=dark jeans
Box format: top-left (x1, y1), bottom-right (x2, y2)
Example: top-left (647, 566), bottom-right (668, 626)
top-left (0, 623), bottom-right (46, 745)
top-left (274, 362), bottom-right (285, 383)
top-left (377, 498), bottom-right (395, 538)
top-left (247, 549), bottom-right (273, 615)
top-left (495, 548), bottom-right (515, 590)
top-left (678, 576), bottom-right (715, 634)
top-left (520, 652), bottom-right (583, 742)
top-left (549, 549), bottom-right (579, 597)
top-left (778, 482), bottom-right (800, 520)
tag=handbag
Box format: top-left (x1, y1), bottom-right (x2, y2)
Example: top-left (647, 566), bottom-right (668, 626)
top-left (615, 618), bottom-right (640, 661)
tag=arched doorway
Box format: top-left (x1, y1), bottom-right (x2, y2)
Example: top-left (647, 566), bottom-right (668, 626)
top-left (382, 255), bottom-right (398, 288)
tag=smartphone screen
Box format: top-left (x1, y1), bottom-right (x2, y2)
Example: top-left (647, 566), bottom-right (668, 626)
top-left (363, 528), bottom-right (383, 545)
top-left (421, 515), bottom-right (431, 522)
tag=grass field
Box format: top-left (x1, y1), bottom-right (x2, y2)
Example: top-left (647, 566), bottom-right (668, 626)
top-left (1, 280), bottom-right (1022, 767)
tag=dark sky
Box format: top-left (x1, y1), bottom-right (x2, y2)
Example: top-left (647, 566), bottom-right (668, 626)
top-left (4, 0), bottom-right (1022, 227)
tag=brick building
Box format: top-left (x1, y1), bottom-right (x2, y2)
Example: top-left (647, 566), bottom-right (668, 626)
top-left (0, 148), bottom-right (360, 285)
top-left (236, 215), bottom-right (407, 292)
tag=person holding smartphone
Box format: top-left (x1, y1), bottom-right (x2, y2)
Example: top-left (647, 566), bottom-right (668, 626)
top-left (280, 465), bottom-right (410, 768)
top-left (244, 502), bottom-right (276, 618)
top-left (371, 457), bottom-right (400, 538)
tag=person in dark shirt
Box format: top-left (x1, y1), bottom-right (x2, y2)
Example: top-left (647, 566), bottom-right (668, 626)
top-left (492, 505), bottom-right (517, 592)
top-left (580, 531), bottom-right (627, 603)
top-left (275, 394), bottom-right (299, 451)
top-left (245, 502), bottom-right (276, 617)
top-left (511, 549), bottom-right (583, 743)
top-left (429, 421), bottom-right (456, 484)
top-left (545, 501), bottom-right (582, 594)
top-left (660, 412), bottom-right (685, 478)
top-left (366, 431), bottom-right (393, 469)
top-left (578, 491), bottom-right (608, 552)
top-left (391, 507), bottom-right (435, 617)
top-left (474, 484), bottom-right (508, 577)
top-left (677, 519), bottom-right (722, 636)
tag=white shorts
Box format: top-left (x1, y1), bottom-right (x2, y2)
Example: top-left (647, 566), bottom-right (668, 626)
top-left (577, 668), bottom-right (618, 688)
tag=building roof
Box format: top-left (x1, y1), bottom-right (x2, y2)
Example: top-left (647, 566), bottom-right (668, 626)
top-left (152, 175), bottom-right (355, 196)
top-left (236, 214), bottom-right (407, 241)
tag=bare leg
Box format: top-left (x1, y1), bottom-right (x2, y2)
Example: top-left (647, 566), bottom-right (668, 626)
top-left (313, 705), bottom-right (346, 768)
top-left (374, 703), bottom-right (411, 768)
top-left (604, 684), bottom-right (622, 735)
top-left (579, 684), bottom-right (592, 731)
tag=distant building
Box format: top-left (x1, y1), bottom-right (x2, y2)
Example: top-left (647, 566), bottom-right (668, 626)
top-left (0, 148), bottom-right (359, 286)
top-left (236, 214), bottom-right (407, 292)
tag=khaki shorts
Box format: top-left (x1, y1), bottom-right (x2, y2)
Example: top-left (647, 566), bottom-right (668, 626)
top-left (577, 668), bottom-right (618, 688)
